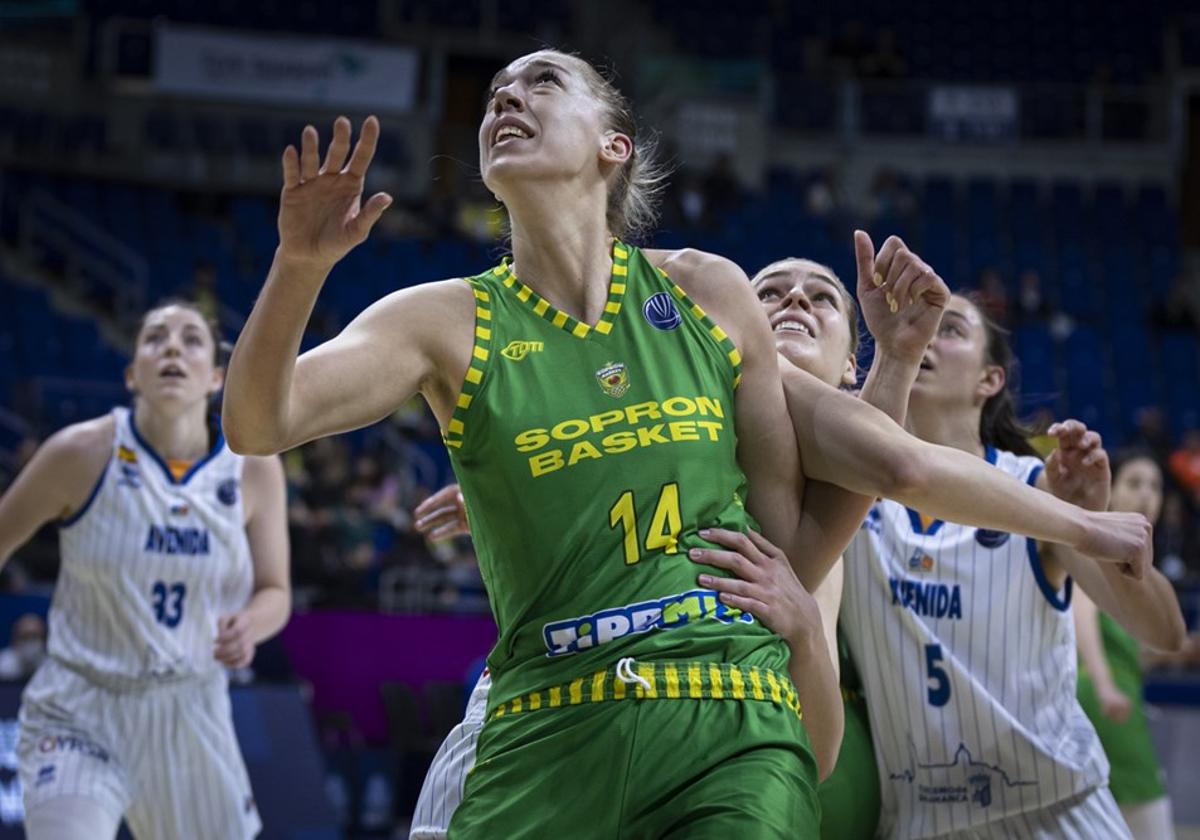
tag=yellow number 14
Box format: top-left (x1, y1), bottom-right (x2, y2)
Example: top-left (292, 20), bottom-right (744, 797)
top-left (608, 483), bottom-right (682, 565)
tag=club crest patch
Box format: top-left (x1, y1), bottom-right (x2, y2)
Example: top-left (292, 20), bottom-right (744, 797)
top-left (596, 361), bottom-right (630, 397)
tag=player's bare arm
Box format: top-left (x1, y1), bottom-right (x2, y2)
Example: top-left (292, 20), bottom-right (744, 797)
top-left (1036, 421), bottom-right (1186, 652)
top-left (0, 415), bottom-right (113, 564)
top-left (647, 247), bottom-right (810, 582)
top-left (223, 117), bottom-right (476, 455)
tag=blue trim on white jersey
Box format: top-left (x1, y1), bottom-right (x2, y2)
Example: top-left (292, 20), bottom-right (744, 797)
top-left (906, 445), bottom-right (1000, 536)
top-left (58, 455), bottom-right (110, 528)
top-left (1025, 464), bottom-right (1072, 611)
top-left (128, 410), bottom-right (226, 486)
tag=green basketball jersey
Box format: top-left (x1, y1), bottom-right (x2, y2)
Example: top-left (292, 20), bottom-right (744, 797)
top-left (444, 241), bottom-right (790, 711)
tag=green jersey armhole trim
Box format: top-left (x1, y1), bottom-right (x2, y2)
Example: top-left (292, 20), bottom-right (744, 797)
top-left (442, 276), bottom-right (495, 450)
top-left (660, 267), bottom-right (744, 389)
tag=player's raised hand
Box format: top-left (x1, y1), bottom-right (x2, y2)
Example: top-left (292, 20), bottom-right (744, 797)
top-left (688, 527), bottom-right (822, 647)
top-left (1044, 420), bottom-right (1111, 512)
top-left (414, 484), bottom-right (471, 541)
top-left (854, 230), bottom-right (948, 365)
top-left (277, 115), bottom-right (393, 269)
top-left (214, 611), bottom-right (256, 668)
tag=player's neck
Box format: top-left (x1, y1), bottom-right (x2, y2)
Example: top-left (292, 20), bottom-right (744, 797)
top-left (507, 187), bottom-right (614, 325)
top-left (133, 400), bottom-right (212, 462)
top-left (907, 405), bottom-right (987, 459)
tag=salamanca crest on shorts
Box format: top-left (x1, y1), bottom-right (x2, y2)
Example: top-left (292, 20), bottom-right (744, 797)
top-left (443, 241), bottom-right (790, 712)
top-left (840, 446), bottom-right (1110, 839)
top-left (53, 406), bottom-right (254, 682)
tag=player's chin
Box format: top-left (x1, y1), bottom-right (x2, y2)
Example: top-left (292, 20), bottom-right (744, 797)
top-left (774, 337), bottom-right (816, 371)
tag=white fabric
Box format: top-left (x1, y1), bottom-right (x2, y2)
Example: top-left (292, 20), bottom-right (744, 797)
top-left (410, 670), bottom-right (491, 840)
top-left (52, 406), bottom-right (253, 684)
top-left (841, 448), bottom-right (1110, 839)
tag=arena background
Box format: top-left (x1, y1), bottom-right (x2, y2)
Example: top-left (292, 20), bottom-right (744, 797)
top-left (1, 1), bottom-right (1199, 837)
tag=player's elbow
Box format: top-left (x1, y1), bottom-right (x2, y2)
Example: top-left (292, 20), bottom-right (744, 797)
top-left (221, 410), bottom-right (286, 457)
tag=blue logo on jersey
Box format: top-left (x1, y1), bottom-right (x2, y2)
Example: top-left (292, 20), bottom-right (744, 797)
top-left (36, 764), bottom-right (55, 787)
top-left (37, 735), bottom-right (109, 763)
top-left (970, 773), bottom-right (992, 807)
top-left (642, 292), bottom-right (682, 331)
top-left (144, 525), bottom-right (210, 555)
top-left (217, 478), bottom-right (238, 506)
top-left (117, 463), bottom-right (142, 489)
top-left (974, 528), bottom-right (1011, 549)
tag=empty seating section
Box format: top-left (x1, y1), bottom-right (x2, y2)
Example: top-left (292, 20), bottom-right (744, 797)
top-left (0, 165), bottom-right (1189, 445)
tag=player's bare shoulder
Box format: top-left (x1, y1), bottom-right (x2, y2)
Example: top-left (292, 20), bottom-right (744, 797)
top-left (642, 247), bottom-right (762, 345)
top-left (35, 414), bottom-right (116, 519)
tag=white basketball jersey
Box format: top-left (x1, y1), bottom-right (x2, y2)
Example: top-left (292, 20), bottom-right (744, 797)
top-left (841, 447), bottom-right (1109, 839)
top-left (50, 407), bottom-right (254, 683)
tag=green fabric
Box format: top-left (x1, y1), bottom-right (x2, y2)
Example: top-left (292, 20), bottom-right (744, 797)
top-left (819, 633), bottom-right (881, 840)
top-left (1077, 613), bottom-right (1166, 804)
top-left (448, 690), bottom-right (821, 839)
top-left (445, 242), bottom-right (789, 714)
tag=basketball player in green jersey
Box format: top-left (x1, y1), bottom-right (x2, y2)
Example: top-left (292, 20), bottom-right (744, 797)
top-left (225, 48), bottom-right (1154, 837)
top-left (1076, 452), bottom-right (1199, 839)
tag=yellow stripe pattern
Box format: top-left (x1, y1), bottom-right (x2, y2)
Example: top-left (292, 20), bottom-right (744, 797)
top-left (488, 661), bottom-right (801, 722)
top-left (442, 276), bottom-right (493, 451)
top-left (496, 240), bottom-right (629, 340)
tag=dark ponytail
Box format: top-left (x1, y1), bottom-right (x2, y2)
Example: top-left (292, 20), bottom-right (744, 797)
top-left (965, 293), bottom-right (1042, 458)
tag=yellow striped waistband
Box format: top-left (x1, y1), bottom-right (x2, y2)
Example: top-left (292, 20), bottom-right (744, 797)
top-left (489, 660), bottom-right (802, 722)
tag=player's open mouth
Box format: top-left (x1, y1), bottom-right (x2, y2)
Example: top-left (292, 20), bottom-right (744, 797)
top-left (159, 364), bottom-right (186, 379)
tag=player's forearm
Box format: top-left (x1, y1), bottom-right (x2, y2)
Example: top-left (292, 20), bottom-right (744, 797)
top-left (791, 352), bottom-right (921, 589)
top-left (1073, 591), bottom-right (1119, 691)
top-left (1093, 564), bottom-right (1185, 653)
top-left (788, 631), bottom-right (843, 782)
top-left (859, 350), bottom-right (919, 425)
top-left (223, 250), bottom-right (331, 455)
top-left (786, 370), bottom-right (1092, 550)
top-left (242, 585), bottom-right (291, 644)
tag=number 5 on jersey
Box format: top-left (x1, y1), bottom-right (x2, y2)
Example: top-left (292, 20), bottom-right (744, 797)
top-left (609, 483), bottom-right (682, 565)
top-left (925, 643), bottom-right (951, 707)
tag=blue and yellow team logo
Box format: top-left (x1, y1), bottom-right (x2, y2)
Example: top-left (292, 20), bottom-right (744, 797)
top-left (596, 361), bottom-right (630, 398)
top-left (117, 445), bottom-right (138, 464)
top-left (642, 292), bottom-right (682, 331)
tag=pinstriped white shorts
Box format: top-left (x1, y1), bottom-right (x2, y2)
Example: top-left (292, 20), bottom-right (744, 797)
top-left (926, 785), bottom-right (1133, 839)
top-left (410, 670), bottom-right (491, 840)
top-left (17, 659), bottom-right (261, 840)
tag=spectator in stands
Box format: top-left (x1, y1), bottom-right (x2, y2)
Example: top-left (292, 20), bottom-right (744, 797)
top-left (191, 260), bottom-right (219, 321)
top-left (1015, 269), bottom-right (1053, 324)
top-left (864, 167), bottom-right (917, 222)
top-left (0, 613), bottom-right (46, 681)
top-left (1153, 273), bottom-right (1200, 331)
top-left (1156, 492), bottom-right (1193, 583)
top-left (701, 152), bottom-right (741, 220)
top-left (1129, 407), bottom-right (1172, 465)
top-left (805, 166), bottom-right (842, 219)
top-left (976, 267), bottom-right (1009, 324)
top-left (1167, 428), bottom-right (1200, 503)
top-left (860, 28), bottom-right (909, 80)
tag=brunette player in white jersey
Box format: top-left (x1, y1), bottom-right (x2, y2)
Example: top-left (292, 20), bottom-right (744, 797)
top-left (833, 293), bottom-right (1185, 838)
top-left (0, 301), bottom-right (290, 839)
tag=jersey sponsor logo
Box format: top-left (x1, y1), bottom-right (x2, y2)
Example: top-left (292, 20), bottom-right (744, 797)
top-left (170, 501), bottom-right (190, 516)
top-left (642, 292), bottom-right (682, 331)
top-left (144, 524), bottom-right (210, 555)
top-left (217, 478), bottom-right (238, 506)
top-left (515, 395), bottom-right (728, 477)
top-left (36, 764), bottom-right (55, 787)
top-left (889, 740), bottom-right (1036, 807)
top-left (863, 506), bottom-right (883, 534)
top-left (974, 528), bottom-right (1011, 548)
top-left (889, 576), bottom-right (963, 619)
top-left (543, 587), bottom-right (754, 656)
top-left (907, 550), bottom-right (935, 573)
top-left (117, 445), bottom-right (143, 488)
top-left (37, 734), bottom-right (110, 763)
top-left (500, 340), bottom-right (544, 361)
top-left (596, 361), bottom-right (630, 397)
top-left (117, 445), bottom-right (138, 464)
